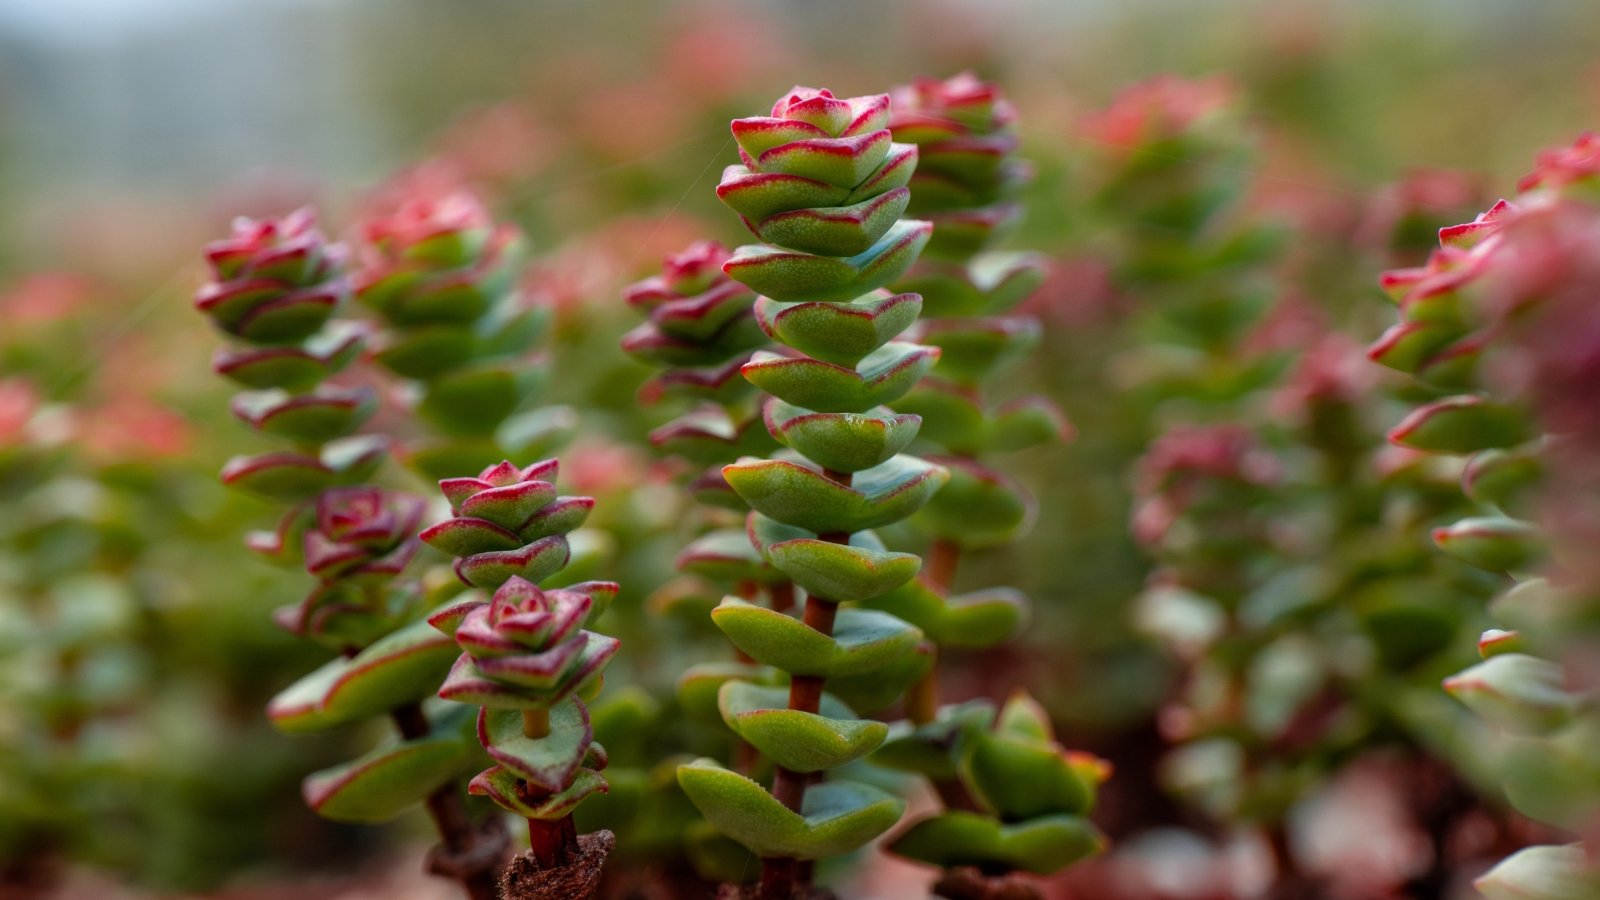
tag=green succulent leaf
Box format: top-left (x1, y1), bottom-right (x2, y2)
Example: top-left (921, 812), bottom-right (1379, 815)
top-left (872, 701), bottom-right (996, 780)
top-left (711, 597), bottom-right (922, 678)
top-left (677, 529), bottom-right (784, 585)
top-left (373, 325), bottom-right (478, 379)
top-left (888, 811), bottom-right (1104, 875)
top-left (1388, 395), bottom-right (1532, 454)
top-left (676, 759), bottom-right (906, 859)
top-left (724, 220), bottom-right (933, 303)
top-left (755, 293), bottom-right (922, 367)
top-left (894, 252), bottom-right (1045, 318)
top-left (1443, 653), bottom-right (1577, 735)
top-left (418, 363), bottom-right (541, 437)
top-left (724, 455), bottom-right (949, 535)
top-left (301, 707), bottom-right (475, 823)
top-left (1476, 845), bottom-right (1600, 900)
top-left (268, 616), bottom-right (461, 733)
top-left (677, 661), bottom-right (776, 723)
top-left (752, 519), bottom-right (922, 602)
top-left (220, 435), bottom-right (387, 501)
top-left (470, 764), bottom-right (607, 821)
top-left (1432, 517), bottom-right (1544, 572)
top-left (718, 682), bottom-right (888, 773)
top-left (478, 697), bottom-right (593, 793)
top-left (824, 640), bottom-right (935, 715)
top-left (752, 189), bottom-right (911, 258)
top-left (916, 457), bottom-right (1034, 549)
top-left (919, 316), bottom-right (1040, 386)
top-left (743, 343), bottom-right (938, 413)
top-left (1463, 448), bottom-right (1543, 510)
top-left (960, 730), bottom-right (1095, 820)
top-left (859, 579), bottom-right (1028, 649)
top-left (764, 400), bottom-right (921, 474)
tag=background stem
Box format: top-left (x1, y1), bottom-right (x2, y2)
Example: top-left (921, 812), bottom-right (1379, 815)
top-left (391, 702), bottom-right (501, 900)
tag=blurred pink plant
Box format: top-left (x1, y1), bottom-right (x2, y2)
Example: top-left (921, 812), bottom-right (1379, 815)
top-left (1079, 75), bottom-right (1237, 152)
top-left (0, 273), bottom-right (100, 331)
top-left (435, 104), bottom-right (553, 185)
top-left (0, 378), bottom-right (40, 446)
top-left (1132, 424), bottom-right (1280, 546)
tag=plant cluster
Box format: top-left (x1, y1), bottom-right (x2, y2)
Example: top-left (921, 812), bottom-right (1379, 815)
top-left (1371, 133), bottom-right (1600, 898)
top-left (42, 51), bottom-right (1600, 900)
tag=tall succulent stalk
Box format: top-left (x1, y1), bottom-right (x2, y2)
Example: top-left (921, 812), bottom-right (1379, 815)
top-left (673, 86), bottom-right (944, 899)
top-left (197, 210), bottom-right (503, 900)
top-left (874, 74), bottom-right (1067, 726)
top-left (1371, 135), bottom-right (1600, 898)
top-left (421, 459), bottom-right (620, 897)
top-left (851, 73), bottom-right (1103, 899)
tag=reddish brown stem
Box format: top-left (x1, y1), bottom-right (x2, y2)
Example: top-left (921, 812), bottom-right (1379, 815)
top-left (906, 648), bottom-right (940, 726)
top-left (769, 580), bottom-right (797, 614)
top-left (926, 537), bottom-right (961, 592)
top-left (527, 813), bottom-right (579, 869)
top-left (760, 473), bottom-right (851, 899)
top-left (391, 702), bottom-right (501, 900)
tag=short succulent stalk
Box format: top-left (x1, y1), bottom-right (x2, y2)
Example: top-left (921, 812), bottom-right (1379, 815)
top-left (846, 74), bottom-right (1105, 891)
top-left (196, 209), bottom-right (504, 899)
top-left (356, 186), bottom-right (563, 482)
top-left (422, 459), bottom-right (621, 899)
top-left (1369, 134), bottom-right (1600, 896)
top-left (675, 86), bottom-right (950, 898)
top-left (621, 241), bottom-right (794, 791)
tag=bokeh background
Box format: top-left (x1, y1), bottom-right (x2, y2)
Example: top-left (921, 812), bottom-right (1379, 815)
top-left (1, 0), bottom-right (1598, 897)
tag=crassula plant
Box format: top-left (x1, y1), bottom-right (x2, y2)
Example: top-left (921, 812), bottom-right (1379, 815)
top-left (197, 210), bottom-right (506, 899)
top-left (421, 458), bottom-right (621, 898)
top-left (356, 186), bottom-right (569, 481)
top-left (857, 72), bottom-right (1105, 898)
top-left (622, 241), bottom-right (794, 879)
top-left (673, 85), bottom-right (947, 899)
top-left (1371, 133), bottom-right (1600, 898)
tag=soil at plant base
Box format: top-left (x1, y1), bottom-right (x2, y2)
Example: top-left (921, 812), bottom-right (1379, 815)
top-left (714, 886), bottom-right (837, 900)
top-left (933, 868), bottom-right (1043, 900)
top-left (499, 830), bottom-right (614, 900)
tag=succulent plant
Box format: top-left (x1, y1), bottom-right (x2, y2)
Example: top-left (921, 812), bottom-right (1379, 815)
top-left (623, 240), bottom-right (787, 614)
top-left (621, 240), bottom-right (797, 880)
top-left (1370, 134), bottom-right (1600, 897)
top-left (422, 458), bottom-right (619, 896)
top-left (198, 209), bottom-right (506, 900)
top-left (800, 73), bottom-right (1101, 895)
top-left (671, 85), bottom-right (948, 899)
top-left (355, 186), bottom-right (570, 481)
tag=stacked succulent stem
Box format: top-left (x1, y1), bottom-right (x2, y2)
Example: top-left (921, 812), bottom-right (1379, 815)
top-left (421, 458), bottom-right (620, 893)
top-left (673, 86), bottom-right (948, 899)
top-left (621, 241), bottom-right (790, 772)
top-left (197, 210), bottom-right (502, 900)
top-left (1102, 78), bottom-right (1509, 896)
top-left (1369, 134), bottom-right (1600, 897)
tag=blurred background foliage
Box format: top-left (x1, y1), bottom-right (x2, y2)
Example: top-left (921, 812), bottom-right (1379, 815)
top-left (0, 0), bottom-right (1597, 896)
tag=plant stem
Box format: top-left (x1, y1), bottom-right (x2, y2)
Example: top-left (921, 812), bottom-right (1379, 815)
top-left (391, 702), bottom-right (502, 900)
top-left (512, 706), bottom-right (582, 869)
top-left (759, 472), bottom-right (852, 899)
top-left (926, 537), bottom-right (960, 591)
top-left (522, 707), bottom-right (551, 739)
top-left (769, 580), bottom-right (797, 614)
top-left (527, 813), bottom-right (578, 868)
